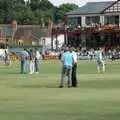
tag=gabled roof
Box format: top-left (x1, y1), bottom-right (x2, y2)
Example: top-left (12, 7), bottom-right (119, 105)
top-left (14, 25), bottom-right (49, 39)
top-left (66, 1), bottom-right (116, 15)
top-left (0, 25), bottom-right (49, 40)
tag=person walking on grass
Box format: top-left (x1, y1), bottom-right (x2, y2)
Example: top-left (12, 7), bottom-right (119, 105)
top-left (60, 47), bottom-right (74, 88)
top-left (4, 50), bottom-right (10, 66)
top-left (34, 48), bottom-right (42, 74)
top-left (95, 48), bottom-right (105, 73)
top-left (29, 49), bottom-right (35, 74)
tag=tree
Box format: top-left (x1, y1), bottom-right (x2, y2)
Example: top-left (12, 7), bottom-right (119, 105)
top-left (0, 0), bottom-right (79, 25)
top-left (29, 0), bottom-right (55, 25)
top-left (55, 3), bottom-right (79, 23)
top-left (29, 0), bottom-right (41, 10)
top-left (0, 0), bottom-right (26, 24)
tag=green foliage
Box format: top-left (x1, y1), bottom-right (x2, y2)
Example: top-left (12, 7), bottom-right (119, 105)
top-left (54, 3), bottom-right (79, 23)
top-left (0, 0), bottom-right (79, 25)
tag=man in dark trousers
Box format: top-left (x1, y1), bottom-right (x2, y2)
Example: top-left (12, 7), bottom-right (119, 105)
top-left (71, 47), bottom-right (78, 87)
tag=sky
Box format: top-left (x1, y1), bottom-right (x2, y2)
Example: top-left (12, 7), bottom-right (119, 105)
top-left (49, 0), bottom-right (116, 7)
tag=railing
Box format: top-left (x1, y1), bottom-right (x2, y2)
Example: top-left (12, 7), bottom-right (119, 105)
top-left (52, 24), bottom-right (120, 35)
top-left (42, 54), bottom-right (58, 60)
top-left (10, 55), bottom-right (20, 61)
top-left (8, 45), bottom-right (43, 48)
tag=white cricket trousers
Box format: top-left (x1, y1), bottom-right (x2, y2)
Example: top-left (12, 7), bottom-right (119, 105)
top-left (97, 60), bottom-right (105, 73)
top-left (29, 60), bottom-right (35, 74)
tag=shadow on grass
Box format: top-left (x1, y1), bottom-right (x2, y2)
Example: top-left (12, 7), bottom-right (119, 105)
top-left (12, 85), bottom-right (59, 89)
top-left (79, 79), bottom-right (120, 89)
top-left (12, 80), bottom-right (120, 89)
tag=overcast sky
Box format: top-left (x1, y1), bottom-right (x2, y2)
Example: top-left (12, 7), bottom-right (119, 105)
top-left (49, 0), bottom-right (116, 6)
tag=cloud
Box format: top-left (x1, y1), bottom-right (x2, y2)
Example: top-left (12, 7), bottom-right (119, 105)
top-left (49, 0), bottom-right (85, 6)
top-left (59, 0), bottom-right (85, 6)
top-left (49, 0), bottom-right (116, 7)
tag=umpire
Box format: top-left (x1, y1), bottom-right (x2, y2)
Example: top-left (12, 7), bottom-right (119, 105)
top-left (71, 47), bottom-right (78, 87)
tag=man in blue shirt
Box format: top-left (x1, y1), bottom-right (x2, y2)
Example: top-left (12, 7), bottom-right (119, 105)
top-left (19, 49), bottom-right (29, 74)
top-left (60, 47), bottom-right (74, 88)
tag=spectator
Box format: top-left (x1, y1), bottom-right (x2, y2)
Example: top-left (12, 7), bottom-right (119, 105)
top-left (70, 47), bottom-right (78, 87)
top-left (19, 49), bottom-right (29, 74)
top-left (60, 47), bottom-right (73, 88)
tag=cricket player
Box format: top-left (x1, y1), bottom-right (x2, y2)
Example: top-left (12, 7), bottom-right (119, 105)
top-left (95, 48), bottom-right (105, 73)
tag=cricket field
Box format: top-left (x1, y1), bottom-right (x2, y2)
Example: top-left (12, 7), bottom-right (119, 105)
top-left (0, 60), bottom-right (120, 120)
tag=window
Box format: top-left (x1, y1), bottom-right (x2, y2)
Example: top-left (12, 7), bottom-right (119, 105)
top-left (86, 16), bottom-right (100, 25)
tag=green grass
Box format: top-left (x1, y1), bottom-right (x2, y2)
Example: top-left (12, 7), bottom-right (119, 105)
top-left (0, 60), bottom-right (120, 120)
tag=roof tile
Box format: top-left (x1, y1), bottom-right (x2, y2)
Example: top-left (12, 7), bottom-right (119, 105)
top-left (66, 1), bottom-right (115, 15)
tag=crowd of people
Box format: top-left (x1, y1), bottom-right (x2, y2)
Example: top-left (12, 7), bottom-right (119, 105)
top-left (19, 48), bottom-right (42, 74)
top-left (0, 46), bottom-right (108, 88)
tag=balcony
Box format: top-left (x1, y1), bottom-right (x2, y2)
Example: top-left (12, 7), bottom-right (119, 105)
top-left (52, 24), bottom-right (120, 35)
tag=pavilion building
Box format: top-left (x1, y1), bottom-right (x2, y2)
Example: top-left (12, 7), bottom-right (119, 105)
top-left (57, 0), bottom-right (120, 50)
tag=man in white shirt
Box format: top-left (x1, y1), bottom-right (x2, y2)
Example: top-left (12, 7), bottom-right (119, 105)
top-left (95, 48), bottom-right (105, 73)
top-left (70, 47), bottom-right (78, 87)
top-left (35, 48), bottom-right (42, 74)
top-left (29, 49), bottom-right (35, 74)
